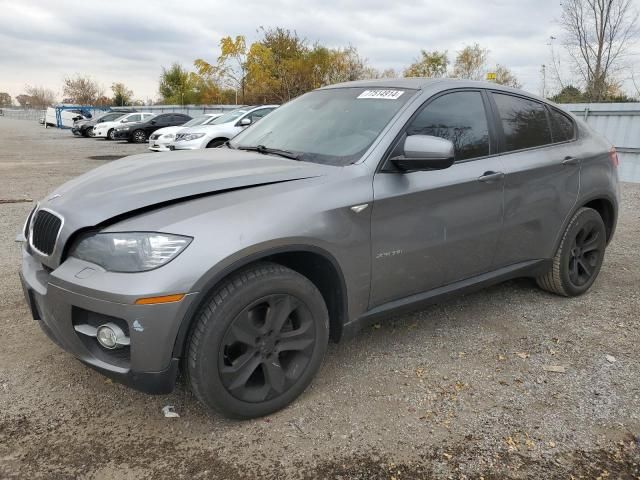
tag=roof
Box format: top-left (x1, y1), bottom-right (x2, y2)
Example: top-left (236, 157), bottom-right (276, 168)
top-left (320, 77), bottom-right (548, 103)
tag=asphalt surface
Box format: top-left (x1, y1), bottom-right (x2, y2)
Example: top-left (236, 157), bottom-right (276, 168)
top-left (1, 117), bottom-right (639, 479)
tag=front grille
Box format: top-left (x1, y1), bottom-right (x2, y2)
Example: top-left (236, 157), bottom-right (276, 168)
top-left (30, 210), bottom-right (62, 255)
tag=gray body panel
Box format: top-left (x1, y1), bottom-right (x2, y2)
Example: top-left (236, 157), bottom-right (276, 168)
top-left (20, 78), bottom-right (619, 392)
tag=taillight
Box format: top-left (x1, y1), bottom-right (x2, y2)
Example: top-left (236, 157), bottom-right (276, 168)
top-left (609, 146), bottom-right (619, 168)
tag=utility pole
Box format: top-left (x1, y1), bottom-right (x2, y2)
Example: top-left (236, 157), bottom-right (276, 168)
top-left (541, 64), bottom-right (547, 99)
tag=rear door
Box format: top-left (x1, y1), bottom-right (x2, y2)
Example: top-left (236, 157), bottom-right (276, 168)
top-left (488, 92), bottom-right (580, 266)
top-left (370, 90), bottom-right (505, 307)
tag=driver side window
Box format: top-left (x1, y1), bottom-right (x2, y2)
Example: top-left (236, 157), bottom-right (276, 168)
top-left (406, 91), bottom-right (490, 161)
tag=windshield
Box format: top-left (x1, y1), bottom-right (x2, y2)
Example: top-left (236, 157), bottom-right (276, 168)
top-left (99, 113), bottom-right (125, 122)
top-left (182, 115), bottom-right (218, 127)
top-left (229, 88), bottom-right (415, 165)
top-left (210, 108), bottom-right (249, 125)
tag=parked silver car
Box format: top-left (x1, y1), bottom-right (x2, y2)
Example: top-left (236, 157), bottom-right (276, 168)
top-left (19, 79), bottom-right (619, 418)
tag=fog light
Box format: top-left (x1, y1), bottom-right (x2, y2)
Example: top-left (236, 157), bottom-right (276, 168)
top-left (96, 323), bottom-right (129, 349)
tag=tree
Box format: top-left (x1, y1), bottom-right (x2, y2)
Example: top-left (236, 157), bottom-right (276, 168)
top-left (493, 64), bottom-right (522, 88)
top-left (111, 82), bottom-right (133, 106)
top-left (159, 63), bottom-right (200, 104)
top-left (25, 86), bottom-right (56, 109)
top-left (403, 50), bottom-right (449, 78)
top-left (550, 85), bottom-right (585, 103)
top-left (62, 74), bottom-right (103, 104)
top-left (0, 92), bottom-right (11, 107)
top-left (195, 35), bottom-right (248, 103)
top-left (16, 94), bottom-right (32, 108)
top-left (560, 0), bottom-right (638, 101)
top-left (453, 43), bottom-right (489, 80)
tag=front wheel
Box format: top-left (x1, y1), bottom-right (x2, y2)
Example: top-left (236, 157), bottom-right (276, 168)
top-left (85, 126), bottom-right (95, 137)
top-left (132, 130), bottom-right (147, 143)
top-left (537, 207), bottom-right (607, 296)
top-left (187, 262), bottom-right (329, 418)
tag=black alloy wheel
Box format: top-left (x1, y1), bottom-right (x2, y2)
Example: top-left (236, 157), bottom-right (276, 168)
top-left (132, 130), bottom-right (147, 143)
top-left (219, 294), bottom-right (316, 403)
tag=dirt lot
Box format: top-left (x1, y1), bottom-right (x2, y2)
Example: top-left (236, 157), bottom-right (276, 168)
top-left (0, 117), bottom-right (639, 479)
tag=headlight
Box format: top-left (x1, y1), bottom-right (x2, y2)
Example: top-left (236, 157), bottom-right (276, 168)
top-left (163, 133), bottom-right (175, 139)
top-left (177, 133), bottom-right (205, 142)
top-left (69, 232), bottom-right (192, 272)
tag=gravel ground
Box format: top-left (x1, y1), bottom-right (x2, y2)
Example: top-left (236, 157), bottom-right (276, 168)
top-left (1, 117), bottom-right (639, 479)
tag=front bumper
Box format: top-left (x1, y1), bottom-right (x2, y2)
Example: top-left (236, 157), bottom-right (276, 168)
top-left (19, 247), bottom-right (196, 394)
top-left (171, 140), bottom-right (204, 150)
top-left (71, 127), bottom-right (82, 136)
top-left (93, 128), bottom-right (107, 138)
top-left (149, 137), bottom-right (173, 151)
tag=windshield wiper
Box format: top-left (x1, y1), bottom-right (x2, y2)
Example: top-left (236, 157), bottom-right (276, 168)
top-left (237, 144), bottom-right (300, 160)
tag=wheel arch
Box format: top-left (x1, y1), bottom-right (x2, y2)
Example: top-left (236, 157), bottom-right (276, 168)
top-left (172, 245), bottom-right (349, 359)
top-left (552, 193), bottom-right (618, 255)
top-left (206, 137), bottom-right (229, 148)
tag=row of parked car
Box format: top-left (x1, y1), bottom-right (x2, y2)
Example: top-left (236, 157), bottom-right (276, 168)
top-left (70, 105), bottom-right (278, 151)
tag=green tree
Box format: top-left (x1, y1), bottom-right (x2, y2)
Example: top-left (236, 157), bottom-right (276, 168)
top-left (159, 63), bottom-right (200, 105)
top-left (111, 82), bottom-right (134, 106)
top-left (403, 50), bottom-right (449, 78)
top-left (550, 85), bottom-right (585, 103)
top-left (453, 43), bottom-right (488, 80)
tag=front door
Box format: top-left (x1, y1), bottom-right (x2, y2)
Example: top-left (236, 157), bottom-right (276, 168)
top-left (370, 90), bottom-right (505, 307)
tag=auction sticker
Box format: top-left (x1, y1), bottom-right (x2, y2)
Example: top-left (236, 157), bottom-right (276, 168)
top-left (357, 90), bottom-right (404, 100)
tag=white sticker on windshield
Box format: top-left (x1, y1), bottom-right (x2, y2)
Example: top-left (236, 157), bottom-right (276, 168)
top-left (357, 90), bottom-right (404, 100)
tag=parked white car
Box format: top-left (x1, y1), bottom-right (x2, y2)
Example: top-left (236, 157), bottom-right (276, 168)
top-left (93, 112), bottom-right (155, 140)
top-left (148, 113), bottom-right (222, 152)
top-left (170, 105), bottom-right (278, 150)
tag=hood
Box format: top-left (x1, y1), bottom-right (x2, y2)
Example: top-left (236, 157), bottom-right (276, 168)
top-left (35, 148), bottom-right (333, 265)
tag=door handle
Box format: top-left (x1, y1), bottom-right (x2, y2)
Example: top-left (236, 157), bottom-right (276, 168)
top-left (478, 171), bottom-right (505, 183)
top-left (562, 156), bottom-right (580, 166)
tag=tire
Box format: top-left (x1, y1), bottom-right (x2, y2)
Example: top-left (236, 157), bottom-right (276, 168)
top-left (86, 127), bottom-right (95, 138)
top-left (107, 129), bottom-right (115, 140)
top-left (132, 130), bottom-right (147, 143)
top-left (206, 138), bottom-right (227, 148)
top-left (536, 207), bottom-right (607, 297)
top-left (187, 262), bottom-right (329, 419)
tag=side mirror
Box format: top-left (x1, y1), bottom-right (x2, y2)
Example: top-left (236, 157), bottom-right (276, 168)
top-left (150, 119), bottom-right (156, 125)
top-left (391, 135), bottom-right (455, 172)
top-left (121, 119), bottom-right (128, 123)
top-left (239, 117), bottom-right (252, 126)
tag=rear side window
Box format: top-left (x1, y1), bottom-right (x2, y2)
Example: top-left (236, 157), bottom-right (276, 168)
top-left (406, 91), bottom-right (490, 161)
top-left (128, 114), bottom-right (141, 122)
top-left (549, 108), bottom-right (575, 142)
top-left (492, 93), bottom-right (551, 151)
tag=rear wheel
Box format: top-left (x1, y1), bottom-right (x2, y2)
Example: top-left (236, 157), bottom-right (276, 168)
top-left (536, 207), bottom-right (607, 296)
top-left (85, 126), bottom-right (95, 138)
top-left (187, 262), bottom-right (329, 418)
top-left (107, 128), bottom-right (116, 140)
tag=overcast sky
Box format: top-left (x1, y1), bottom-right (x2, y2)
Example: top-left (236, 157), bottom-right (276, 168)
top-left (0, 0), bottom-right (637, 102)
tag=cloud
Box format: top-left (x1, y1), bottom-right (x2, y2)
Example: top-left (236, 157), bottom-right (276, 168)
top-left (1, 0), bottom-right (633, 102)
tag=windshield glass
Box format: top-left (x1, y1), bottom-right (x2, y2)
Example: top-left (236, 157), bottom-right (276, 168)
top-left (211, 108), bottom-right (249, 125)
top-left (183, 115), bottom-right (217, 127)
top-left (229, 88), bottom-right (415, 165)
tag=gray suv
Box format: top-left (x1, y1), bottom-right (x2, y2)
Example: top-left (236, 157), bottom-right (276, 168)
top-left (19, 79), bottom-right (619, 418)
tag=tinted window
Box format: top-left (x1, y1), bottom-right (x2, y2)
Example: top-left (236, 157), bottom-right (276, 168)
top-left (550, 108), bottom-right (575, 142)
top-left (492, 93), bottom-right (551, 151)
top-left (127, 114), bottom-right (141, 122)
top-left (248, 108), bottom-right (274, 121)
top-left (407, 91), bottom-right (490, 161)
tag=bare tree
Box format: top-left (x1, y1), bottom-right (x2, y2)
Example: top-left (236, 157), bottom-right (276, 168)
top-left (62, 74), bottom-right (104, 104)
top-left (560, 0), bottom-right (638, 101)
top-left (25, 86), bottom-right (56, 109)
top-left (493, 65), bottom-right (522, 88)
